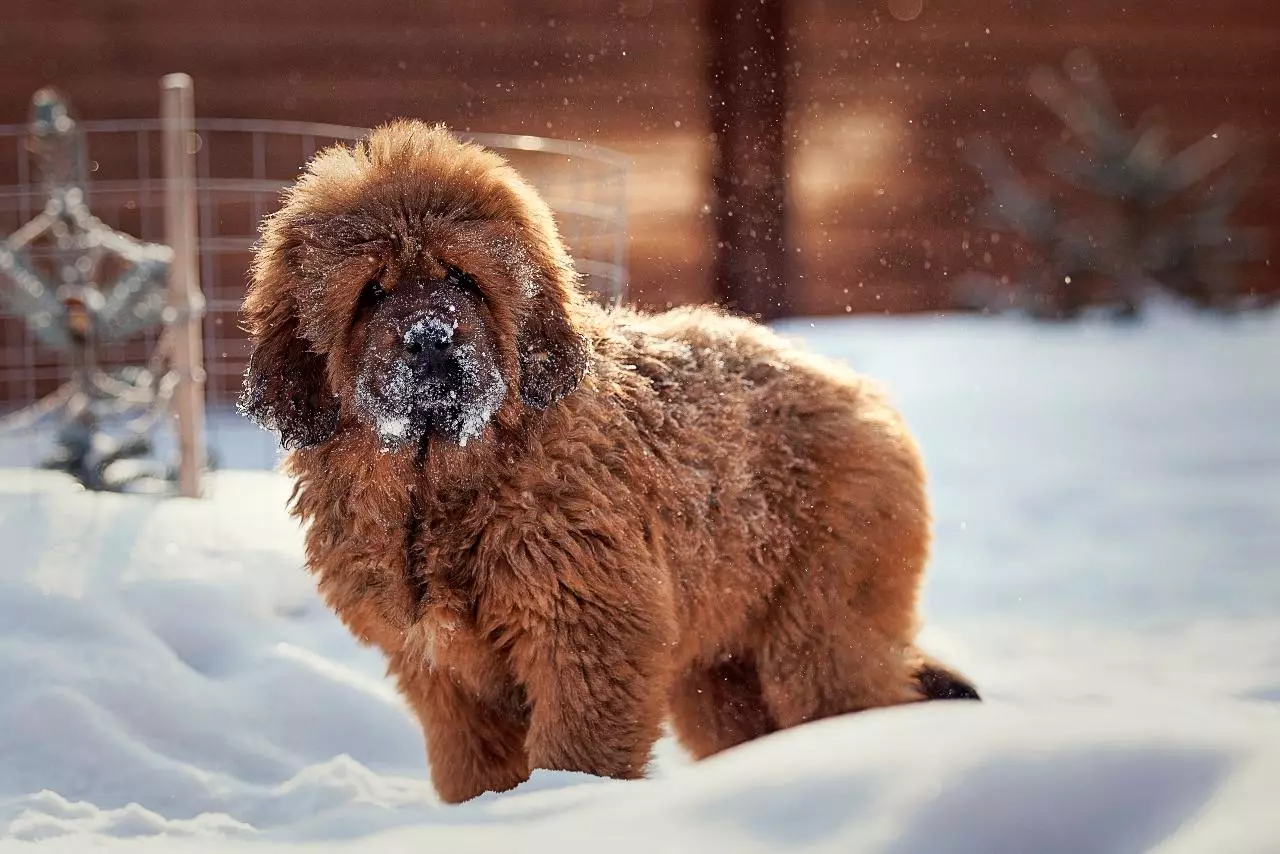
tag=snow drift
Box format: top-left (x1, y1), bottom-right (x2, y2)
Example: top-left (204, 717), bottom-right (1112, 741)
top-left (2, 304), bottom-right (1278, 852)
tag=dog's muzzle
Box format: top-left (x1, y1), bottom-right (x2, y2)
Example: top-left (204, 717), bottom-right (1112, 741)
top-left (404, 315), bottom-right (458, 375)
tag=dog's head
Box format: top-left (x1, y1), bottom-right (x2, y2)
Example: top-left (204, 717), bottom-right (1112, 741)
top-left (239, 121), bottom-right (589, 453)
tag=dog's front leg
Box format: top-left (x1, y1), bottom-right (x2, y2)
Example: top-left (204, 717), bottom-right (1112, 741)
top-left (506, 588), bottom-right (674, 781)
top-left (392, 659), bottom-right (532, 804)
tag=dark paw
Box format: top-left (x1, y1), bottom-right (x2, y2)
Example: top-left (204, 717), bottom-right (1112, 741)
top-left (916, 663), bottom-right (981, 701)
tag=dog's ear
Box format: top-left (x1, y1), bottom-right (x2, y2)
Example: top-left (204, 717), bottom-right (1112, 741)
top-left (238, 305), bottom-right (340, 450)
top-left (517, 295), bottom-right (589, 410)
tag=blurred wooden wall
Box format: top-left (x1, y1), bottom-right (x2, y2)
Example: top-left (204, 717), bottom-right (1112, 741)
top-left (789, 0), bottom-right (1278, 315)
top-left (0, 0), bottom-right (1275, 403)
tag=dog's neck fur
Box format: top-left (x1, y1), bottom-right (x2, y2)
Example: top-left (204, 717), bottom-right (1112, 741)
top-left (282, 389), bottom-right (571, 638)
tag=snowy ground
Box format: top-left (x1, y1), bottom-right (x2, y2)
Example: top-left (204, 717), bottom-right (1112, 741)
top-left (2, 303), bottom-right (1279, 852)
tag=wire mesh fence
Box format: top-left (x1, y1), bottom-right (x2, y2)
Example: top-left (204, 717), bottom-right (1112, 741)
top-left (0, 118), bottom-right (629, 469)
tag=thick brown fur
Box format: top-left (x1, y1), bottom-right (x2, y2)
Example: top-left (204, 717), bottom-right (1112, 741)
top-left (240, 121), bottom-right (978, 805)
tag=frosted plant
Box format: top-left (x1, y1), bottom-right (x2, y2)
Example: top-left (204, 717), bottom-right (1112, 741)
top-left (961, 49), bottom-right (1268, 320)
top-left (0, 89), bottom-right (190, 491)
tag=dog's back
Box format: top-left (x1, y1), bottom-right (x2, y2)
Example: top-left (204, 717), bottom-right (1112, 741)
top-left (577, 304), bottom-right (935, 683)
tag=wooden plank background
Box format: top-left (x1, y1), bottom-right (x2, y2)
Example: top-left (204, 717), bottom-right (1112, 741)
top-left (0, 0), bottom-right (1275, 405)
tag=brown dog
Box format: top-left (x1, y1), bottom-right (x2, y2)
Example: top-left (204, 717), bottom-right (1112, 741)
top-left (240, 121), bottom-right (977, 804)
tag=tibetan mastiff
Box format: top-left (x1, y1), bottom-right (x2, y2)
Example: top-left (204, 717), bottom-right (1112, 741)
top-left (240, 120), bottom-right (977, 804)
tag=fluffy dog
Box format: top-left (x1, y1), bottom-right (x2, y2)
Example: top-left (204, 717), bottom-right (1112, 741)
top-left (240, 120), bottom-right (978, 804)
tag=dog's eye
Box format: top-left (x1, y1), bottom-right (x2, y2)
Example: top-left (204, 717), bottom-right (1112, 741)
top-left (362, 279), bottom-right (387, 305)
top-left (444, 265), bottom-right (481, 295)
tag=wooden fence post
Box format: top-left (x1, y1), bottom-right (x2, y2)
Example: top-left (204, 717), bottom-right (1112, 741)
top-left (161, 73), bottom-right (206, 498)
top-left (705, 0), bottom-right (792, 320)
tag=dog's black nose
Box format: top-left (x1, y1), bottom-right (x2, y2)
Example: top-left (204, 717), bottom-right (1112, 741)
top-left (404, 317), bottom-right (456, 360)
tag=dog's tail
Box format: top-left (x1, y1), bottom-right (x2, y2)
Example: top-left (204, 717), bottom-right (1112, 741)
top-left (912, 654), bottom-right (981, 702)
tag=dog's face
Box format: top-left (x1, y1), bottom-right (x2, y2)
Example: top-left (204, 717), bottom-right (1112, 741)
top-left (353, 265), bottom-right (505, 448)
top-left (238, 121), bottom-right (589, 453)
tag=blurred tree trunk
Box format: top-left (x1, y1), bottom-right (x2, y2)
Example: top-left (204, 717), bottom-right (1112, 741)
top-left (704, 0), bottom-right (792, 320)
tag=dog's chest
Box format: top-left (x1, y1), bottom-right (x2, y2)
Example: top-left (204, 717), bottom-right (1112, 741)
top-left (402, 605), bottom-right (462, 670)
top-left (401, 604), bottom-right (512, 696)
top-left (406, 502), bottom-right (485, 606)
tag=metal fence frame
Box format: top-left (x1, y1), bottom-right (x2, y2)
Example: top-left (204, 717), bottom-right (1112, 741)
top-left (0, 117), bottom-right (629, 468)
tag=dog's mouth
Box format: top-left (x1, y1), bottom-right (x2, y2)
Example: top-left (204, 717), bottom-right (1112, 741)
top-left (414, 428), bottom-right (431, 467)
top-left (359, 359), bottom-right (508, 452)
top-left (368, 400), bottom-right (450, 451)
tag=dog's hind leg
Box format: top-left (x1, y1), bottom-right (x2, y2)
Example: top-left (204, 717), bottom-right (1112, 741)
top-left (747, 411), bottom-right (978, 727)
top-left (755, 611), bottom-right (923, 727)
top-left (668, 654), bottom-right (778, 759)
top-left (752, 583), bottom-right (980, 729)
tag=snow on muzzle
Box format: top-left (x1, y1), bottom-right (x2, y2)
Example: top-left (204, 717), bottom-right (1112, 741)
top-left (357, 304), bottom-right (507, 450)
